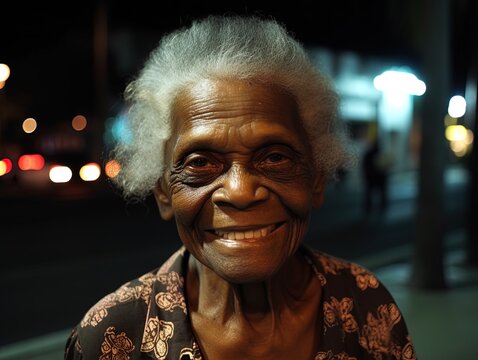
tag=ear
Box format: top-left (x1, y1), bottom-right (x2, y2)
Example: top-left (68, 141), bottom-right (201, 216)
top-left (152, 179), bottom-right (174, 221)
top-left (312, 173), bottom-right (326, 208)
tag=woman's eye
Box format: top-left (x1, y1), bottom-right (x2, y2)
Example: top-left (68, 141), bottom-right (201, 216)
top-left (262, 152), bottom-right (291, 165)
top-left (189, 157), bottom-right (209, 167)
top-left (183, 155), bottom-right (221, 173)
top-left (266, 153), bottom-right (286, 163)
top-left (178, 154), bottom-right (222, 186)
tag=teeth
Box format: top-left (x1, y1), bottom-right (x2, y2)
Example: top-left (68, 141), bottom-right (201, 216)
top-left (215, 224), bottom-right (276, 240)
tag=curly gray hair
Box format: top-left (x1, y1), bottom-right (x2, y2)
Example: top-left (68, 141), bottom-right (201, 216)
top-left (110, 14), bottom-right (355, 199)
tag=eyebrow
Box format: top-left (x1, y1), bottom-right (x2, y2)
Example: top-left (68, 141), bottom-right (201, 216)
top-left (172, 129), bottom-right (304, 162)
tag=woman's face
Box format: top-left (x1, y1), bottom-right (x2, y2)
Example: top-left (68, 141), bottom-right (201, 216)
top-left (155, 79), bottom-right (325, 283)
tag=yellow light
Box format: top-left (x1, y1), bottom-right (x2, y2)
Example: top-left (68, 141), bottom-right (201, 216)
top-left (450, 140), bottom-right (466, 152)
top-left (49, 166), bottom-right (72, 183)
top-left (448, 128), bottom-right (473, 158)
top-left (105, 159), bottom-right (121, 178)
top-left (22, 118), bottom-right (37, 133)
top-left (466, 129), bottom-right (474, 145)
top-left (444, 114), bottom-right (457, 127)
top-left (450, 141), bottom-right (468, 157)
top-left (0, 161), bottom-right (6, 176)
top-left (0, 64), bottom-right (10, 82)
top-left (445, 125), bottom-right (467, 142)
top-left (72, 115), bottom-right (87, 131)
top-left (0, 158), bottom-right (12, 176)
top-left (79, 162), bottom-right (101, 181)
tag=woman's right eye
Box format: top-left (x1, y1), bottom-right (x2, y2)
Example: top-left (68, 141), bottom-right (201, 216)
top-left (184, 155), bottom-right (215, 169)
top-left (188, 157), bottom-right (209, 168)
top-left (178, 154), bottom-right (222, 186)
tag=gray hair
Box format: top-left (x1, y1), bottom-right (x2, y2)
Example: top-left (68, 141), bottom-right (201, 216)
top-left (110, 15), bottom-right (355, 199)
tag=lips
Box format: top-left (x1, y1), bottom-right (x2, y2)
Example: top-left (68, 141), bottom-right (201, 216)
top-left (212, 223), bottom-right (279, 240)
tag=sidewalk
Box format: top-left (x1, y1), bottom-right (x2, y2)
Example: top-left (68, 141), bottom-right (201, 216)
top-left (372, 238), bottom-right (478, 360)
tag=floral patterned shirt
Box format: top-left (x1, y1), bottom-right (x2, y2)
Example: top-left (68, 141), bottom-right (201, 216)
top-left (64, 245), bottom-right (417, 360)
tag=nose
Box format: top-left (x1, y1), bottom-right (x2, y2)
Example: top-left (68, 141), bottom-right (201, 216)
top-left (212, 164), bottom-right (269, 209)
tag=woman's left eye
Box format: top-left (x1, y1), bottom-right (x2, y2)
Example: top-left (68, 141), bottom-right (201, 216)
top-left (261, 152), bottom-right (293, 166)
top-left (266, 153), bottom-right (286, 163)
top-left (189, 157), bottom-right (209, 167)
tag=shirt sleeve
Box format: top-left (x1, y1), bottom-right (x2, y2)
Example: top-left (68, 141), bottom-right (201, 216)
top-left (312, 249), bottom-right (418, 359)
top-left (64, 327), bottom-right (82, 360)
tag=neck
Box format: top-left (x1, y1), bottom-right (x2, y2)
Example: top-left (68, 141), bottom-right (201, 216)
top-left (186, 249), bottom-right (313, 326)
top-left (186, 248), bottom-right (323, 359)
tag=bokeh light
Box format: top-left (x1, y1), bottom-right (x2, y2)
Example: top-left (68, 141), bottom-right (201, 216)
top-left (445, 125), bottom-right (467, 142)
top-left (446, 125), bottom-right (474, 157)
top-left (444, 114), bottom-right (457, 127)
top-left (49, 166), bottom-right (72, 183)
top-left (104, 159), bottom-right (121, 178)
top-left (0, 63), bottom-right (10, 82)
top-left (373, 70), bottom-right (426, 96)
top-left (0, 158), bottom-right (13, 176)
top-left (72, 115), bottom-right (87, 131)
top-left (18, 154), bottom-right (45, 170)
top-left (22, 118), bottom-right (38, 133)
top-left (448, 95), bottom-right (466, 118)
top-left (79, 162), bottom-right (101, 181)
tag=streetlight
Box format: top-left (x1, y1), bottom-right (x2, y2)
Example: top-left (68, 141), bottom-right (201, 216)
top-left (373, 69), bottom-right (426, 96)
top-left (0, 63), bottom-right (10, 89)
top-left (0, 64), bottom-right (10, 146)
top-left (373, 68), bottom-right (427, 170)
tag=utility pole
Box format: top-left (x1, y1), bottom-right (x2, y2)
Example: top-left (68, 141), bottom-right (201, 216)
top-left (464, 0), bottom-right (478, 266)
top-left (410, 0), bottom-right (450, 289)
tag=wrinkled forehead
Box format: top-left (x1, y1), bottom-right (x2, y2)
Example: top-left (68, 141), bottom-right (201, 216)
top-left (163, 78), bottom-right (314, 166)
top-left (171, 78), bottom-right (301, 130)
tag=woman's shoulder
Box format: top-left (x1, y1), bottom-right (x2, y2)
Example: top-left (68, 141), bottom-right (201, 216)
top-left (64, 247), bottom-right (189, 359)
top-left (302, 245), bottom-right (391, 299)
top-left (305, 246), bottom-right (374, 276)
top-left (303, 246), bottom-right (417, 359)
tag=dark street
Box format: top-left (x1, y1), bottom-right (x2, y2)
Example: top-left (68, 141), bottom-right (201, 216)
top-left (0, 165), bottom-right (469, 346)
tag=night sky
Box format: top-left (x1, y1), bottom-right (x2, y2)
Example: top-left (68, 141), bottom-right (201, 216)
top-left (0, 1), bottom-right (473, 134)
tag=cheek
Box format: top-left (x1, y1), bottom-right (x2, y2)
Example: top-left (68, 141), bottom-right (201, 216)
top-left (170, 184), bottom-right (213, 226)
top-left (271, 181), bottom-right (315, 218)
top-left (289, 190), bottom-right (313, 216)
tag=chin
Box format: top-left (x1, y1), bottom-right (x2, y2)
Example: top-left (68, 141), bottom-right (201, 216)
top-left (214, 262), bottom-right (284, 284)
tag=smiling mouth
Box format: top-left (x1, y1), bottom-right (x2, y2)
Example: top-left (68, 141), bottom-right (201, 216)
top-left (211, 223), bottom-right (282, 240)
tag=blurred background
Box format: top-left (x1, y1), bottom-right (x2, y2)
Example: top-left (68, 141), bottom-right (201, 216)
top-left (0, 1), bottom-right (477, 359)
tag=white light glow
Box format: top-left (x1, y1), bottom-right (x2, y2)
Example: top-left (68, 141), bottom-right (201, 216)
top-left (448, 95), bottom-right (466, 118)
top-left (374, 70), bottom-right (426, 96)
top-left (49, 166), bottom-right (72, 183)
top-left (0, 64), bottom-right (10, 82)
top-left (79, 163), bottom-right (101, 181)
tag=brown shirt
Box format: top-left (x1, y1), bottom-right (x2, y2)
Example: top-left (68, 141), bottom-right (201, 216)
top-left (64, 245), bottom-right (417, 360)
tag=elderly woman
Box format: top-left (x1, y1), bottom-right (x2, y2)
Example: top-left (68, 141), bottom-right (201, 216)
top-left (65, 15), bottom-right (417, 360)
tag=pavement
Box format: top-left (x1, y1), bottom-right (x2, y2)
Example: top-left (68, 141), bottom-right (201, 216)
top-left (0, 164), bottom-right (477, 359)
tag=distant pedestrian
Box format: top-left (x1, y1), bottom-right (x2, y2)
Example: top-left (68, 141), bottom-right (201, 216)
top-left (362, 137), bottom-right (395, 215)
